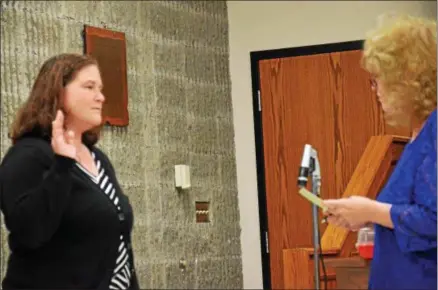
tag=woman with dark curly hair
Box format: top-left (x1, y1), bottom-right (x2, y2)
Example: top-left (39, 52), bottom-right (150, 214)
top-left (323, 14), bottom-right (437, 290)
top-left (0, 53), bottom-right (139, 290)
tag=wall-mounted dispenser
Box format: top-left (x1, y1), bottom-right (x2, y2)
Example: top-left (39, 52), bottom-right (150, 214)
top-left (175, 164), bottom-right (191, 189)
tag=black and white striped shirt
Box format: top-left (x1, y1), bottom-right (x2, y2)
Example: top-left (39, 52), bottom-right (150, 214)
top-left (76, 152), bottom-right (132, 290)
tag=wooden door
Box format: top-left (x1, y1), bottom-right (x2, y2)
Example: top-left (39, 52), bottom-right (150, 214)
top-left (258, 49), bottom-right (409, 289)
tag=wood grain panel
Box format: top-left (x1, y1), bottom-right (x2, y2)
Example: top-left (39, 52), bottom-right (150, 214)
top-left (334, 267), bottom-right (370, 289)
top-left (283, 248), bottom-right (339, 289)
top-left (283, 248), bottom-right (372, 289)
top-left (283, 248), bottom-right (371, 289)
top-left (259, 53), bottom-right (338, 289)
top-left (321, 135), bottom-right (409, 252)
top-left (335, 50), bottom-right (386, 198)
top-left (282, 248), bottom-right (314, 288)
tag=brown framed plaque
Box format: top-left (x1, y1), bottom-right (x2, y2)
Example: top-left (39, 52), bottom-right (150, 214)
top-left (83, 25), bottom-right (129, 126)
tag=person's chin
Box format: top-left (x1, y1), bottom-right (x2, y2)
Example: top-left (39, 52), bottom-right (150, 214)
top-left (86, 117), bottom-right (102, 129)
top-left (93, 118), bottom-right (102, 127)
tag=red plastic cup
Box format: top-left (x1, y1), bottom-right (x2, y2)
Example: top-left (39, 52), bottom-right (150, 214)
top-left (356, 226), bottom-right (375, 259)
top-left (357, 243), bottom-right (374, 259)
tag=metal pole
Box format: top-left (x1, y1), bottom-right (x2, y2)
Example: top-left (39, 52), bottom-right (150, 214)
top-left (311, 157), bottom-right (321, 290)
top-left (311, 190), bottom-right (320, 289)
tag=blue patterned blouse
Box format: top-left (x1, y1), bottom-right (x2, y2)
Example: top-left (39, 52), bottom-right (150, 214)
top-left (369, 109), bottom-right (437, 289)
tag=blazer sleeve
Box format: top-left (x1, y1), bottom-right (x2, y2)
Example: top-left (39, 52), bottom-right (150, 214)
top-left (390, 113), bottom-right (437, 253)
top-left (0, 142), bottom-right (75, 249)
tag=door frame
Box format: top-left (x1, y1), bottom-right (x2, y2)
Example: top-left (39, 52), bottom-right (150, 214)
top-left (249, 39), bottom-right (364, 289)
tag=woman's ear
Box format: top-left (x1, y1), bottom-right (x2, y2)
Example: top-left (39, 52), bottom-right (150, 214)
top-left (57, 89), bottom-right (69, 117)
top-left (56, 95), bottom-right (68, 129)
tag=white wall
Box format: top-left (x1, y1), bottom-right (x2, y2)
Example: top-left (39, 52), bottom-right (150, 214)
top-left (227, 1), bottom-right (437, 288)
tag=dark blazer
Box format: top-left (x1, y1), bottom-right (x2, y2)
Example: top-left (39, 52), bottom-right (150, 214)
top-left (0, 136), bottom-right (139, 289)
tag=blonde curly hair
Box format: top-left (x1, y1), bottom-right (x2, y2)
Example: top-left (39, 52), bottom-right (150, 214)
top-left (361, 14), bottom-right (437, 128)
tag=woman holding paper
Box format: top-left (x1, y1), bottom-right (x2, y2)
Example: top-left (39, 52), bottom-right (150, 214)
top-left (323, 15), bottom-right (436, 290)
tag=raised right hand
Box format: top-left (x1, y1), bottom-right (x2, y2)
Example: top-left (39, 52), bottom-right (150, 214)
top-left (51, 110), bottom-right (77, 160)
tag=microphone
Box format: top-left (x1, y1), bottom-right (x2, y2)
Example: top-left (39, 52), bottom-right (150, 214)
top-left (298, 144), bottom-right (312, 187)
top-left (297, 144), bottom-right (325, 290)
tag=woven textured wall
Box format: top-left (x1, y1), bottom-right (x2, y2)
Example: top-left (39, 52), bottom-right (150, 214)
top-left (0, 1), bottom-right (242, 288)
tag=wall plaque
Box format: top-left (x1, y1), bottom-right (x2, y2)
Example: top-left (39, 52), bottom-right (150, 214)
top-left (83, 25), bottom-right (129, 126)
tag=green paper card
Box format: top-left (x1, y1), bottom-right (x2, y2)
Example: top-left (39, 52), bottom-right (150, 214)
top-left (298, 187), bottom-right (327, 210)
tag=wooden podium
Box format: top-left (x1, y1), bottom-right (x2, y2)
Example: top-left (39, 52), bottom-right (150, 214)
top-left (283, 135), bottom-right (409, 289)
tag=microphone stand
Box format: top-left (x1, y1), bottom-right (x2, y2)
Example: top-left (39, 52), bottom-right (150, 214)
top-left (310, 149), bottom-right (322, 290)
